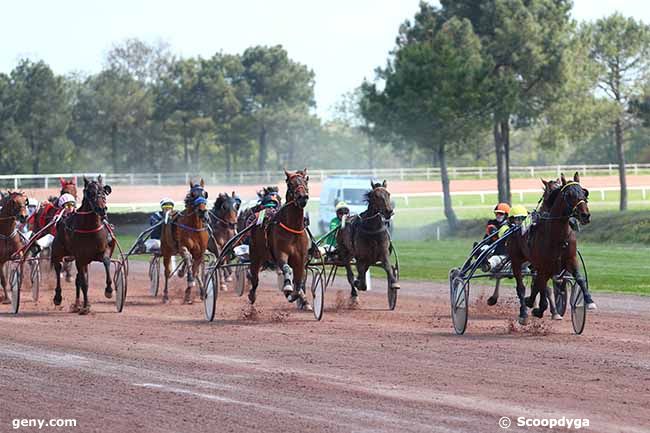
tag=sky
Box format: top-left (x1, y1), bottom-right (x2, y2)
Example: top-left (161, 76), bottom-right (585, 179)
top-left (2, 0), bottom-right (650, 119)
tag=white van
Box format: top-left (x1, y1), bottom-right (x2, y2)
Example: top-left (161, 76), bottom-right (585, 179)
top-left (318, 176), bottom-right (373, 233)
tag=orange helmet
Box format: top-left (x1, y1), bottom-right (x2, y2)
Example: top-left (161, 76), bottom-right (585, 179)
top-left (494, 203), bottom-right (510, 215)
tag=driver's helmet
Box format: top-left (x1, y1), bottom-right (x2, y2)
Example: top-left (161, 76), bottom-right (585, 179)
top-left (335, 201), bottom-right (350, 215)
top-left (510, 205), bottom-right (528, 225)
top-left (494, 202), bottom-right (511, 215)
top-left (160, 197), bottom-right (174, 211)
top-left (28, 198), bottom-right (39, 211)
top-left (262, 193), bottom-right (280, 208)
top-left (58, 193), bottom-right (76, 210)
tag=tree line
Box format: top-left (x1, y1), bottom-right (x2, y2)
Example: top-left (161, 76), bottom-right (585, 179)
top-left (360, 0), bottom-right (650, 224)
top-left (0, 40), bottom-right (405, 177)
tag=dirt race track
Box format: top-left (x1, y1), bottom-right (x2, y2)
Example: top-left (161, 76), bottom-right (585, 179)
top-left (1, 262), bottom-right (649, 433)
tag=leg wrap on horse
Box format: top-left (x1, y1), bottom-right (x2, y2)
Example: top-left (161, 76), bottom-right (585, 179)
top-left (281, 264), bottom-right (293, 286)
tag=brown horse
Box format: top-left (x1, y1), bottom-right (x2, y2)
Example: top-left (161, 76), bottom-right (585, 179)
top-left (337, 180), bottom-right (398, 303)
top-left (160, 179), bottom-right (209, 304)
top-left (0, 192), bottom-right (29, 304)
top-left (208, 192), bottom-right (241, 291)
top-left (50, 176), bottom-right (114, 314)
top-left (247, 169), bottom-right (311, 310)
top-left (507, 172), bottom-right (591, 322)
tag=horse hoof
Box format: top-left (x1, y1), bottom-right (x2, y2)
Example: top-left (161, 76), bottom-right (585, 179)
top-left (298, 301), bottom-right (313, 311)
top-left (525, 296), bottom-right (535, 308)
top-left (69, 303), bottom-right (80, 313)
top-left (78, 306), bottom-right (90, 315)
top-left (487, 296), bottom-right (498, 306)
top-left (552, 314), bottom-right (563, 320)
top-left (349, 296), bottom-right (360, 308)
top-left (587, 302), bottom-right (598, 310)
top-left (532, 308), bottom-right (544, 318)
top-left (53, 296), bottom-right (62, 306)
top-left (65, 276), bottom-right (73, 283)
top-left (226, 276), bottom-right (234, 283)
top-left (518, 316), bottom-right (528, 325)
top-left (162, 295), bottom-right (169, 304)
top-left (220, 284), bottom-right (228, 292)
top-left (248, 292), bottom-right (256, 305)
top-left (390, 283), bottom-right (400, 290)
top-left (104, 288), bottom-right (113, 299)
top-left (282, 284), bottom-right (293, 296)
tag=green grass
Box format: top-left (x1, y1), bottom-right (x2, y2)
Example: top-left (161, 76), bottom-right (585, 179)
top-left (393, 239), bottom-right (650, 295)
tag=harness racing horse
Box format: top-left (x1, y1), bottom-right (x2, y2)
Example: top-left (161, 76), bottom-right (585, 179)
top-left (337, 180), bottom-right (398, 304)
top-left (247, 169), bottom-right (312, 310)
top-left (208, 192), bottom-right (241, 291)
top-left (507, 172), bottom-right (591, 323)
top-left (50, 176), bottom-right (114, 314)
top-left (160, 180), bottom-right (209, 304)
top-left (0, 192), bottom-right (28, 304)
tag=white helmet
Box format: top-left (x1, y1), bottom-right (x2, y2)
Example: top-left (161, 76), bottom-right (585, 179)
top-left (58, 193), bottom-right (76, 208)
top-left (28, 198), bottom-right (39, 208)
top-left (160, 197), bottom-right (174, 208)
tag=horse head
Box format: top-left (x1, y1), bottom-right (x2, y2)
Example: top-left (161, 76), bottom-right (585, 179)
top-left (186, 178), bottom-right (208, 219)
top-left (0, 191), bottom-right (28, 223)
top-left (213, 192), bottom-right (240, 228)
top-left (284, 169), bottom-right (309, 209)
top-left (82, 175), bottom-right (111, 217)
top-left (365, 180), bottom-right (393, 220)
top-left (540, 178), bottom-right (561, 211)
top-left (60, 177), bottom-right (78, 200)
top-left (558, 172), bottom-right (590, 225)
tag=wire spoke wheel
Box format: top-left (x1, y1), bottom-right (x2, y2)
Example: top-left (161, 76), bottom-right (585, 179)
top-left (450, 272), bottom-right (469, 335)
top-left (149, 257), bottom-right (160, 297)
top-left (234, 264), bottom-right (248, 297)
top-left (114, 263), bottom-right (126, 313)
top-left (30, 260), bottom-right (40, 302)
top-left (570, 280), bottom-right (586, 335)
top-left (204, 270), bottom-right (219, 322)
top-left (310, 269), bottom-right (324, 321)
top-left (10, 265), bottom-right (22, 314)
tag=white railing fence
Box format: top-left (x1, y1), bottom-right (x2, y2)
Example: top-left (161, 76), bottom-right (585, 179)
top-left (1, 164), bottom-right (649, 188)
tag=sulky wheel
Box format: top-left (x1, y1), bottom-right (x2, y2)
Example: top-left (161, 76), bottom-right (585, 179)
top-left (449, 270), bottom-right (469, 335)
top-left (30, 260), bottom-right (40, 302)
top-left (203, 269), bottom-right (220, 322)
top-left (10, 265), bottom-right (22, 314)
top-left (552, 279), bottom-right (568, 317)
top-left (310, 269), bottom-right (325, 321)
top-left (149, 256), bottom-right (160, 297)
top-left (114, 262), bottom-right (127, 313)
top-left (570, 279), bottom-right (586, 335)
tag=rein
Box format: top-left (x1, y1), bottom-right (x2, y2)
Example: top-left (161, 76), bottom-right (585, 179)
top-left (355, 211), bottom-right (390, 235)
top-left (208, 209), bottom-right (237, 230)
top-left (273, 200), bottom-right (305, 235)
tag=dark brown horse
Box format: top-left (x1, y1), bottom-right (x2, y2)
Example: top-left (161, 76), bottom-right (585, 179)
top-left (208, 192), bottom-right (241, 291)
top-left (248, 169), bottom-right (311, 310)
top-left (160, 179), bottom-right (209, 304)
top-left (337, 180), bottom-right (398, 303)
top-left (507, 172), bottom-right (591, 322)
top-left (50, 176), bottom-right (113, 314)
top-left (0, 192), bottom-right (29, 304)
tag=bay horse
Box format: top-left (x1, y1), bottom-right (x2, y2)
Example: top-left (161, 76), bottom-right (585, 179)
top-left (507, 172), bottom-right (591, 322)
top-left (160, 179), bottom-right (209, 304)
top-left (337, 180), bottom-right (398, 303)
top-left (0, 192), bottom-right (28, 304)
top-left (50, 176), bottom-right (113, 314)
top-left (208, 192), bottom-right (241, 291)
top-left (248, 169), bottom-right (311, 310)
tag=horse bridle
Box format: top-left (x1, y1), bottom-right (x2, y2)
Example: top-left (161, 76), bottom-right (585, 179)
top-left (286, 173), bottom-right (308, 203)
top-left (540, 182), bottom-right (588, 221)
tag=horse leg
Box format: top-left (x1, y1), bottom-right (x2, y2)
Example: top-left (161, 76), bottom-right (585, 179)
top-left (566, 257), bottom-right (595, 310)
top-left (79, 265), bottom-right (90, 315)
top-left (277, 254), bottom-right (294, 299)
top-left (102, 255), bottom-right (113, 299)
top-left (0, 263), bottom-right (9, 304)
top-left (532, 277), bottom-right (549, 318)
top-left (70, 271), bottom-right (82, 313)
top-left (181, 248), bottom-right (194, 304)
top-left (344, 263), bottom-right (358, 300)
top-left (53, 260), bottom-right (63, 306)
top-left (64, 261), bottom-right (73, 283)
top-left (248, 260), bottom-right (261, 305)
top-left (380, 251), bottom-right (399, 290)
top-left (512, 263), bottom-right (528, 324)
top-left (354, 261), bottom-right (370, 292)
top-left (162, 254), bottom-right (171, 303)
top-left (290, 256), bottom-right (311, 311)
top-left (487, 279), bottom-right (500, 306)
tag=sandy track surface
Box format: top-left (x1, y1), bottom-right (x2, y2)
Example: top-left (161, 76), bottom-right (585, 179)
top-left (19, 174), bottom-right (650, 204)
top-left (1, 262), bottom-right (649, 433)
